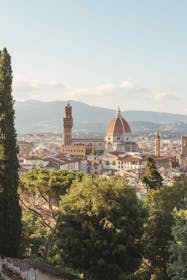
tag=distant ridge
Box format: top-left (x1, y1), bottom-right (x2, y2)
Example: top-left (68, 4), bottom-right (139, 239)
top-left (14, 100), bottom-right (187, 134)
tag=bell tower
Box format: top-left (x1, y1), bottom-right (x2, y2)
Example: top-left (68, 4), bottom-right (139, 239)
top-left (63, 102), bottom-right (73, 145)
top-left (155, 131), bottom-right (161, 157)
top-left (180, 136), bottom-right (187, 168)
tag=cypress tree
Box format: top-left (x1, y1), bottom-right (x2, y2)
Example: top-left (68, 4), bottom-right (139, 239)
top-left (0, 48), bottom-right (21, 257)
top-left (141, 157), bottom-right (163, 190)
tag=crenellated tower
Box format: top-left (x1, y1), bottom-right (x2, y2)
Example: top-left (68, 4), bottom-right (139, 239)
top-left (180, 136), bottom-right (187, 168)
top-left (155, 130), bottom-right (161, 157)
top-left (63, 102), bottom-right (73, 145)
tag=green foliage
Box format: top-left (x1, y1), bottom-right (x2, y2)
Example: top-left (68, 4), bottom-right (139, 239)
top-left (141, 157), bottom-right (163, 190)
top-left (19, 169), bottom-right (83, 263)
top-left (167, 209), bottom-right (187, 280)
top-left (121, 258), bottom-right (151, 280)
top-left (0, 48), bottom-right (21, 257)
top-left (20, 210), bottom-right (50, 260)
top-left (58, 175), bottom-right (147, 280)
top-left (143, 176), bottom-right (187, 280)
top-left (20, 168), bottom-right (83, 197)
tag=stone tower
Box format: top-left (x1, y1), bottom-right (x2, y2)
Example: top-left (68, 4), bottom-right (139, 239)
top-left (180, 136), bottom-right (187, 168)
top-left (155, 131), bottom-right (161, 157)
top-left (63, 102), bottom-right (73, 145)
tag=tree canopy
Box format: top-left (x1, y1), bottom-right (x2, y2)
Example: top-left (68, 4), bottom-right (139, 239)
top-left (58, 175), bottom-right (147, 280)
top-left (168, 209), bottom-right (187, 280)
top-left (141, 157), bottom-right (163, 190)
top-left (143, 175), bottom-right (187, 280)
top-left (19, 169), bottom-right (84, 263)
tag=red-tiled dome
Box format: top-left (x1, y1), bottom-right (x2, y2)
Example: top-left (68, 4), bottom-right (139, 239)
top-left (106, 110), bottom-right (131, 136)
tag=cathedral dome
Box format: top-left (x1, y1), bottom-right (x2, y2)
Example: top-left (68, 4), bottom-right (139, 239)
top-left (106, 109), bottom-right (131, 136)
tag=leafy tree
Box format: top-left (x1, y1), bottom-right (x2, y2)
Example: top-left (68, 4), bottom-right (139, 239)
top-left (21, 210), bottom-right (49, 259)
top-left (143, 176), bottom-right (187, 280)
top-left (167, 209), bottom-right (187, 280)
top-left (19, 169), bottom-right (83, 263)
top-left (58, 175), bottom-right (147, 280)
top-left (141, 157), bottom-right (163, 190)
top-left (0, 48), bottom-right (21, 257)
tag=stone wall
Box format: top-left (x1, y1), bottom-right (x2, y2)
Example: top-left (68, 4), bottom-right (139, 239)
top-left (0, 257), bottom-right (79, 280)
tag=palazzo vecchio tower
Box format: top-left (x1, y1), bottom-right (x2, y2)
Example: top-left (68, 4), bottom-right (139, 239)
top-left (63, 102), bottom-right (73, 145)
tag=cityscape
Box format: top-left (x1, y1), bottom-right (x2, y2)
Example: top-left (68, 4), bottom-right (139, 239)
top-left (0, 1), bottom-right (187, 280)
top-left (18, 102), bottom-right (187, 191)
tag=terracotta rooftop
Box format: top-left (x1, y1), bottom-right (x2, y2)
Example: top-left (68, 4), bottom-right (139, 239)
top-left (18, 141), bottom-right (32, 145)
top-left (72, 138), bottom-right (104, 142)
top-left (106, 110), bottom-right (131, 136)
top-left (24, 156), bottom-right (41, 160)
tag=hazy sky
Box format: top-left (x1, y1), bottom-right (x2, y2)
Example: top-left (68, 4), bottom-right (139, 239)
top-left (0, 0), bottom-right (187, 113)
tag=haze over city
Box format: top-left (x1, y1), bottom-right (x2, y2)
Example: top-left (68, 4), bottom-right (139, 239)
top-left (0, 0), bottom-right (187, 113)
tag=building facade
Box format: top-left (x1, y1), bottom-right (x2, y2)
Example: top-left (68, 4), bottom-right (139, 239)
top-left (180, 136), bottom-right (187, 169)
top-left (18, 141), bottom-right (33, 157)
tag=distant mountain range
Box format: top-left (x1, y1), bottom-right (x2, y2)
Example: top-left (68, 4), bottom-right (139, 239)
top-left (15, 100), bottom-right (187, 136)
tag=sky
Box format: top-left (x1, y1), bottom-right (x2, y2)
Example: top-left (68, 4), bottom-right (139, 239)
top-left (0, 0), bottom-right (187, 114)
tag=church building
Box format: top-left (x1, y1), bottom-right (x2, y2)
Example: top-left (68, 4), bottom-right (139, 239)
top-left (62, 103), bottom-right (139, 156)
top-left (105, 107), bottom-right (139, 153)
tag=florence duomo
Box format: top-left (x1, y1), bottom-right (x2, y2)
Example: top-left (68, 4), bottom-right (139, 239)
top-left (105, 107), bottom-right (139, 153)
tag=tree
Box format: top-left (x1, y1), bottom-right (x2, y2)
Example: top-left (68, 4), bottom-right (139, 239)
top-left (143, 176), bottom-right (187, 280)
top-left (141, 157), bottom-right (163, 190)
top-left (0, 48), bottom-right (21, 257)
top-left (58, 175), bottom-right (147, 280)
top-left (167, 209), bottom-right (187, 280)
top-left (19, 169), bottom-right (83, 263)
top-left (21, 210), bottom-right (49, 261)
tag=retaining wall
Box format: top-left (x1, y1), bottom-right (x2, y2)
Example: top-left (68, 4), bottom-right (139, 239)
top-left (0, 257), bottom-right (79, 280)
